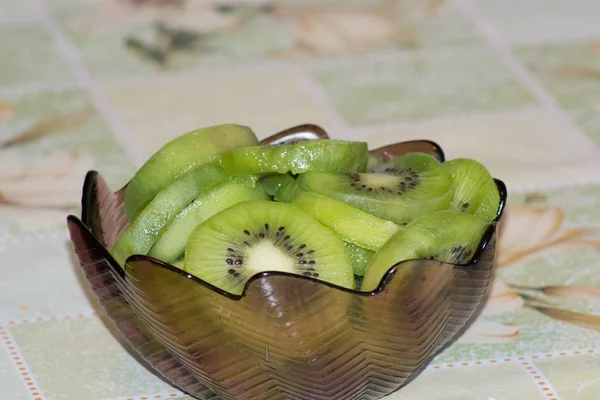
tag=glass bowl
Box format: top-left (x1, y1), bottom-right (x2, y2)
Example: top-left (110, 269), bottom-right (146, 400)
top-left (67, 125), bottom-right (506, 400)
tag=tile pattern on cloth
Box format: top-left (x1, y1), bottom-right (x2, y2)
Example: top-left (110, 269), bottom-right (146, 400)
top-left (1, 0), bottom-right (600, 399)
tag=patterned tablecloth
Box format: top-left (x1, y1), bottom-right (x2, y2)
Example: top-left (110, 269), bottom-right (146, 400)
top-left (2, 0), bottom-right (600, 399)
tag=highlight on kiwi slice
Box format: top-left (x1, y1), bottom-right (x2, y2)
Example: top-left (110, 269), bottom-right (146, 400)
top-left (184, 200), bottom-right (355, 295)
top-left (148, 182), bottom-right (270, 263)
top-left (273, 176), bottom-right (304, 203)
top-left (259, 173), bottom-right (295, 197)
top-left (290, 191), bottom-right (400, 251)
top-left (219, 139), bottom-right (369, 176)
top-left (361, 210), bottom-right (491, 292)
top-left (110, 162), bottom-right (229, 266)
top-left (367, 152), bottom-right (382, 170)
top-left (124, 123), bottom-right (258, 219)
top-left (344, 242), bottom-right (374, 277)
top-left (443, 158), bottom-right (500, 222)
top-left (297, 152), bottom-right (453, 225)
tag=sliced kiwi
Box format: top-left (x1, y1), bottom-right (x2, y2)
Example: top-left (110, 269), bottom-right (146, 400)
top-left (290, 191), bottom-right (400, 251)
top-left (148, 182), bottom-right (270, 263)
top-left (297, 152), bottom-right (453, 225)
top-left (344, 242), bottom-right (374, 277)
top-left (367, 152), bottom-right (382, 170)
top-left (111, 162), bottom-right (229, 266)
top-left (230, 174), bottom-right (261, 188)
top-left (259, 174), bottom-right (304, 202)
top-left (443, 158), bottom-right (500, 222)
top-left (171, 257), bottom-right (185, 270)
top-left (219, 139), bottom-right (369, 176)
top-left (124, 124), bottom-right (258, 219)
top-left (274, 176), bottom-right (305, 203)
top-left (476, 183), bottom-right (502, 221)
top-left (361, 210), bottom-right (490, 292)
top-left (259, 174), bottom-right (295, 197)
top-left (184, 200), bottom-right (355, 295)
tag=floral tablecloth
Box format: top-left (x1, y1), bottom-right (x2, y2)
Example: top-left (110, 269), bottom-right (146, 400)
top-left (2, 0), bottom-right (600, 399)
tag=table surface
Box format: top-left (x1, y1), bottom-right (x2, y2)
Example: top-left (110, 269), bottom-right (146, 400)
top-left (2, 0), bottom-right (600, 399)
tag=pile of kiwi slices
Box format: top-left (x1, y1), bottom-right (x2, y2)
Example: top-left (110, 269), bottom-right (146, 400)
top-left (110, 123), bottom-right (503, 295)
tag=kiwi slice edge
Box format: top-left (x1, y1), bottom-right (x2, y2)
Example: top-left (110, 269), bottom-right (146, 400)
top-left (297, 152), bottom-right (453, 225)
top-left (111, 162), bottom-right (229, 266)
top-left (360, 210), bottom-right (492, 292)
top-left (148, 182), bottom-right (270, 263)
top-left (184, 200), bottom-right (355, 295)
top-left (219, 139), bottom-right (369, 177)
top-left (124, 123), bottom-right (258, 219)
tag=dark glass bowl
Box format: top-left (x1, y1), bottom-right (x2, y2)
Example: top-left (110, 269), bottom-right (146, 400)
top-left (67, 125), bottom-right (506, 400)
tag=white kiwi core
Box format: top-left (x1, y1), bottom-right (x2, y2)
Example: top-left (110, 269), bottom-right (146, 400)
top-left (245, 241), bottom-right (296, 273)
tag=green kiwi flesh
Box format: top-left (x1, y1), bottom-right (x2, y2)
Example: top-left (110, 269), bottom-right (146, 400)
top-left (367, 152), bottom-right (382, 170)
top-left (274, 177), bottom-right (305, 203)
top-left (124, 124), bottom-right (258, 219)
top-left (344, 242), bottom-right (374, 276)
top-left (361, 210), bottom-right (490, 292)
top-left (184, 200), bottom-right (355, 295)
top-left (148, 182), bottom-right (270, 263)
top-left (219, 140), bottom-right (369, 176)
top-left (443, 158), bottom-right (500, 222)
top-left (476, 186), bottom-right (502, 221)
top-left (171, 257), bottom-right (185, 269)
top-left (259, 174), bottom-right (295, 196)
top-left (297, 152), bottom-right (453, 225)
top-left (259, 174), bottom-right (304, 202)
top-left (290, 191), bottom-right (400, 251)
top-left (230, 174), bottom-right (261, 188)
top-left (111, 162), bottom-right (229, 266)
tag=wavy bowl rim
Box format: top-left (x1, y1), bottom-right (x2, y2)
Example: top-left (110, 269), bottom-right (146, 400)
top-left (71, 133), bottom-right (506, 301)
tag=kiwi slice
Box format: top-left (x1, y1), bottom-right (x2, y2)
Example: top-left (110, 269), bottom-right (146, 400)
top-left (259, 173), bottom-right (304, 202)
top-left (274, 176), bottom-right (305, 203)
top-left (367, 152), bottom-right (382, 170)
top-left (259, 174), bottom-right (295, 197)
top-left (148, 183), bottom-right (270, 263)
top-left (219, 140), bottom-right (369, 176)
top-left (171, 257), bottom-right (184, 269)
top-left (184, 200), bottom-right (355, 295)
top-left (476, 185), bottom-right (502, 221)
top-left (124, 124), bottom-right (258, 219)
top-left (230, 174), bottom-right (261, 188)
top-left (290, 191), bottom-right (400, 251)
top-left (297, 152), bottom-right (453, 225)
top-left (111, 162), bottom-right (229, 266)
top-left (344, 242), bottom-right (374, 276)
top-left (361, 210), bottom-right (490, 292)
top-left (443, 158), bottom-right (500, 222)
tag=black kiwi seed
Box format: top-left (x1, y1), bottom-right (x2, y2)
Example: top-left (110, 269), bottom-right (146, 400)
top-left (222, 224), bottom-right (321, 279)
top-left (345, 168), bottom-right (422, 195)
top-left (435, 245), bottom-right (475, 263)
